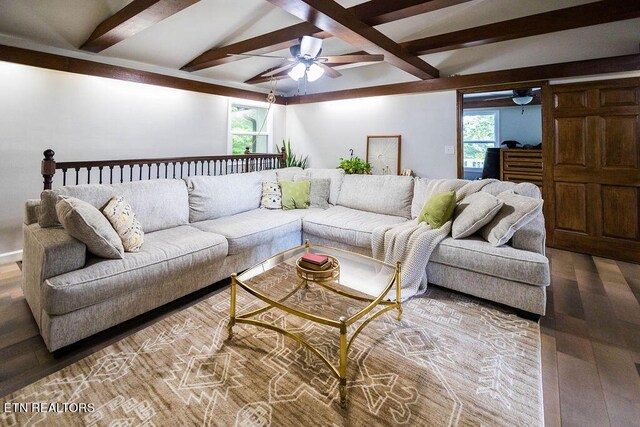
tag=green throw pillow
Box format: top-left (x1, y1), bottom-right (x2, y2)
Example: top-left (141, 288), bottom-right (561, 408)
top-left (280, 180), bottom-right (310, 210)
top-left (418, 191), bottom-right (456, 229)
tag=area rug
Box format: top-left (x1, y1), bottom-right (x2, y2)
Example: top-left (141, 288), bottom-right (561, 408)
top-left (1, 266), bottom-right (543, 426)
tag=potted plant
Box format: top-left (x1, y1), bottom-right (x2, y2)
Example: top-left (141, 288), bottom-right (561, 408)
top-left (337, 150), bottom-right (371, 174)
top-left (279, 139), bottom-right (308, 169)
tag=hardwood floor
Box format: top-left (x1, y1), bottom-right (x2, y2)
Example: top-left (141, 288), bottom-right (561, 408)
top-left (1, 248), bottom-right (639, 425)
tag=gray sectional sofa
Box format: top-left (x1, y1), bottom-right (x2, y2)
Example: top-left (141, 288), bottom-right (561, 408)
top-left (22, 167), bottom-right (550, 351)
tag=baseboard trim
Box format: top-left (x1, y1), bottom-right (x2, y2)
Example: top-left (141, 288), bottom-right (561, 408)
top-left (0, 250), bottom-right (23, 265)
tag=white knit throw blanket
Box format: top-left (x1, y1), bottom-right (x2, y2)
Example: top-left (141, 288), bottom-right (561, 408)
top-left (371, 178), bottom-right (497, 301)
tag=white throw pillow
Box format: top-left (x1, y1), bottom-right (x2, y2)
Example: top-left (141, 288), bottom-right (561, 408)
top-left (260, 181), bottom-right (282, 209)
top-left (479, 190), bottom-right (543, 246)
top-left (103, 196), bottom-right (144, 252)
top-left (452, 192), bottom-right (504, 239)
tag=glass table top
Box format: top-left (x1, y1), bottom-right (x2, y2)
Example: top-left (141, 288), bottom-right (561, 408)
top-left (236, 243), bottom-right (397, 324)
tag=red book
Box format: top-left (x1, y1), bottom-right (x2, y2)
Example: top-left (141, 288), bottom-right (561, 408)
top-left (301, 253), bottom-right (329, 266)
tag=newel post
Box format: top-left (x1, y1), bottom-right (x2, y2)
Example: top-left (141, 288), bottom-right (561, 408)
top-left (280, 146), bottom-right (287, 168)
top-left (42, 149), bottom-right (56, 190)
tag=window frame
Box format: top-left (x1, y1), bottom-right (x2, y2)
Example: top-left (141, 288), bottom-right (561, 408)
top-left (227, 99), bottom-right (274, 154)
top-left (462, 109), bottom-right (500, 172)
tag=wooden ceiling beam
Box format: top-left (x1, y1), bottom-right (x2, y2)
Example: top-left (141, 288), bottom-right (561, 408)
top-left (403, 0), bottom-right (640, 55)
top-left (285, 53), bottom-right (640, 104)
top-left (266, 0), bottom-right (439, 79)
top-left (0, 44), bottom-right (284, 104)
top-left (81, 0), bottom-right (199, 53)
top-left (181, 0), bottom-right (468, 72)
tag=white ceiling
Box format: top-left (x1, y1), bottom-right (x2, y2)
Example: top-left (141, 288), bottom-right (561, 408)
top-left (0, 0), bottom-right (638, 97)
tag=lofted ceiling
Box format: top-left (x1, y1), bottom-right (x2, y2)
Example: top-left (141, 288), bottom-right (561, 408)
top-left (0, 0), bottom-right (638, 98)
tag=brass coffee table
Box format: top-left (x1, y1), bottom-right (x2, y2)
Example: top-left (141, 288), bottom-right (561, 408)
top-left (227, 241), bottom-right (401, 405)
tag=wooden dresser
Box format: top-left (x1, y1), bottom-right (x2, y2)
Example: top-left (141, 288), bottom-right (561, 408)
top-left (500, 149), bottom-right (543, 189)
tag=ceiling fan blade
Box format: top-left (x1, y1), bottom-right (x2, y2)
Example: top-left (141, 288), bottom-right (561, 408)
top-left (316, 62), bottom-right (341, 78)
top-left (299, 36), bottom-right (323, 58)
top-left (227, 53), bottom-right (292, 60)
top-left (320, 54), bottom-right (384, 64)
top-left (260, 62), bottom-right (296, 77)
top-left (482, 95), bottom-right (514, 101)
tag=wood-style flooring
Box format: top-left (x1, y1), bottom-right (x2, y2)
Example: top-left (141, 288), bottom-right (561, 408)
top-left (1, 248), bottom-right (640, 426)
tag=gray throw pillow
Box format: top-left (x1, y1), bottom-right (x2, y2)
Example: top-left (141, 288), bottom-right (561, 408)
top-left (56, 196), bottom-right (124, 259)
top-left (452, 192), bottom-right (504, 239)
top-left (294, 176), bottom-right (330, 209)
top-left (479, 190), bottom-right (543, 247)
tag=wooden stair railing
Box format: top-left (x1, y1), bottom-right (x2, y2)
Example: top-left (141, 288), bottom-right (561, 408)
top-left (41, 147), bottom-right (287, 190)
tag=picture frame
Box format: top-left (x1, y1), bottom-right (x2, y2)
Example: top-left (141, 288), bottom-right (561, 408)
top-left (366, 135), bottom-right (401, 175)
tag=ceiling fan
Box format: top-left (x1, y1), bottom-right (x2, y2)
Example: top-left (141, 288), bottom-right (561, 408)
top-left (228, 36), bottom-right (384, 82)
top-left (484, 88), bottom-right (539, 113)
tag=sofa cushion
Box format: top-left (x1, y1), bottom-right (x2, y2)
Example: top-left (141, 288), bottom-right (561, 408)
top-left (191, 209), bottom-right (301, 255)
top-left (43, 225), bottom-right (228, 315)
top-left (480, 191), bottom-right (543, 246)
top-left (103, 196), bottom-right (144, 252)
top-left (337, 175), bottom-right (414, 218)
top-left (303, 205), bottom-right (407, 248)
top-left (411, 177), bottom-right (467, 219)
top-left (39, 180), bottom-right (189, 233)
top-left (418, 190), bottom-right (456, 229)
top-left (294, 176), bottom-right (330, 209)
top-left (296, 168), bottom-right (345, 205)
top-left (431, 236), bottom-right (549, 286)
top-left (281, 180), bottom-right (310, 210)
top-left (452, 192), bottom-right (503, 239)
top-left (56, 196), bottom-right (124, 259)
top-left (276, 167), bottom-right (304, 182)
top-left (184, 172), bottom-right (262, 222)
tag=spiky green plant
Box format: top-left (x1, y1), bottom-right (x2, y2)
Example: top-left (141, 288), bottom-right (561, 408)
top-left (279, 139), bottom-right (308, 169)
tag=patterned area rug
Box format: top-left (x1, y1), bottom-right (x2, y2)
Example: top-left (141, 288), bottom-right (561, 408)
top-left (1, 265), bottom-right (542, 426)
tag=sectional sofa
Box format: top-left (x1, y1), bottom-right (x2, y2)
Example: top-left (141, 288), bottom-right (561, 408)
top-left (22, 167), bottom-right (550, 351)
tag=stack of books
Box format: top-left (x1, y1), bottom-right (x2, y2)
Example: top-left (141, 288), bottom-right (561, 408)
top-left (299, 253), bottom-right (332, 271)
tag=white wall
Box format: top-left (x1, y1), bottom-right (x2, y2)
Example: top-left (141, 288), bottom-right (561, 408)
top-left (285, 91), bottom-right (458, 179)
top-left (0, 62), bottom-right (286, 256)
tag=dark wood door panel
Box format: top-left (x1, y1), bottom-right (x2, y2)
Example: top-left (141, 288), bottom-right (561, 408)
top-left (554, 90), bottom-right (587, 109)
top-left (547, 77), bottom-right (640, 263)
top-left (555, 117), bottom-right (587, 166)
top-left (601, 185), bottom-right (639, 240)
top-left (555, 182), bottom-right (588, 233)
top-left (601, 115), bottom-right (639, 169)
top-left (600, 87), bottom-right (639, 107)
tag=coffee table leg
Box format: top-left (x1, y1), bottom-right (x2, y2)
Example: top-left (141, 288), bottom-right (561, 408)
top-left (339, 317), bottom-right (347, 406)
top-left (396, 262), bottom-right (403, 321)
top-left (228, 273), bottom-right (237, 339)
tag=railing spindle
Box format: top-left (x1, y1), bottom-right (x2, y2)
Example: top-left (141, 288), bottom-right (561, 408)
top-left (62, 168), bottom-right (67, 186)
top-left (119, 165), bottom-right (124, 183)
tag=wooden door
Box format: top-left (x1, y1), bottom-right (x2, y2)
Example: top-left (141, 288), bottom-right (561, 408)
top-left (544, 78), bottom-right (640, 263)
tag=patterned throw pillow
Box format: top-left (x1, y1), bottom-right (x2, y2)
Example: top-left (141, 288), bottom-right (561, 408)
top-left (103, 196), bottom-right (144, 252)
top-left (260, 181), bottom-right (282, 209)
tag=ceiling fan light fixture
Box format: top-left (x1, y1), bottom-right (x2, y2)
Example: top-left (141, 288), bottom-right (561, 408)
top-left (288, 62), bottom-right (306, 81)
top-left (299, 36), bottom-right (323, 58)
top-left (512, 95), bottom-right (533, 106)
top-left (307, 63), bottom-right (324, 82)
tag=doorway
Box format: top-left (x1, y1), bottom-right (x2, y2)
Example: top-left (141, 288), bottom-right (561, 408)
top-left (457, 83), bottom-right (546, 180)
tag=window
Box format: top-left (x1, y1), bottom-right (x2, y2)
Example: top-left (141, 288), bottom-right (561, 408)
top-left (228, 101), bottom-right (273, 154)
top-left (462, 110), bottom-right (499, 171)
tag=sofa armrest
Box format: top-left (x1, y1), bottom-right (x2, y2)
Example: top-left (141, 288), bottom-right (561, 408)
top-left (24, 199), bottom-right (40, 225)
top-left (22, 223), bottom-right (86, 326)
top-left (511, 212), bottom-right (546, 256)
